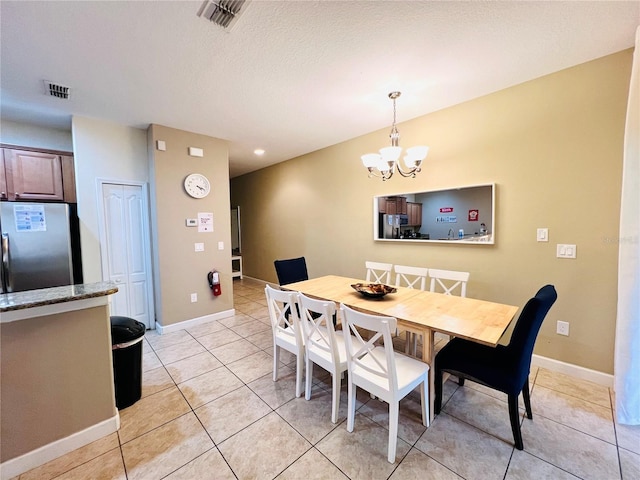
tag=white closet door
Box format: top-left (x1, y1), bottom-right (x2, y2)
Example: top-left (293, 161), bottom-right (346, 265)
top-left (102, 183), bottom-right (152, 329)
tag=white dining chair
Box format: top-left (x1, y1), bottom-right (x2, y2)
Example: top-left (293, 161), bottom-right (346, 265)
top-left (428, 268), bottom-right (470, 297)
top-left (393, 264), bottom-right (429, 354)
top-left (365, 261), bottom-right (393, 284)
top-left (265, 284), bottom-right (305, 397)
top-left (340, 303), bottom-right (429, 464)
top-left (299, 292), bottom-right (354, 423)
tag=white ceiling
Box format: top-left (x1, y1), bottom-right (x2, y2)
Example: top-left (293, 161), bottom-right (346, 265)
top-left (1, 1), bottom-right (638, 177)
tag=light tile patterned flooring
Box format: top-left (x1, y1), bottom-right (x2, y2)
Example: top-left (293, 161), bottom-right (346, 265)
top-left (18, 278), bottom-right (640, 480)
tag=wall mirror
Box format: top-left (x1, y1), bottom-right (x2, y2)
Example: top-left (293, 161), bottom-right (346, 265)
top-left (373, 183), bottom-right (495, 244)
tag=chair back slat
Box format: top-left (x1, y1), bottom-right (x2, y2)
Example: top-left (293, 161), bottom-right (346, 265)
top-left (428, 268), bottom-right (470, 297)
top-left (394, 265), bottom-right (428, 290)
top-left (299, 292), bottom-right (338, 364)
top-left (365, 261), bottom-right (393, 284)
top-left (341, 304), bottom-right (398, 389)
top-left (265, 284), bottom-right (303, 345)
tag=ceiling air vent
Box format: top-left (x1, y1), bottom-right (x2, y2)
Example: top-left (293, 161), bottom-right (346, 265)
top-left (43, 80), bottom-right (70, 99)
top-left (197, 0), bottom-right (250, 30)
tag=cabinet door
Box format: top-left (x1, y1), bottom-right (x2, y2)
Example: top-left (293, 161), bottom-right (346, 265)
top-left (386, 199), bottom-right (397, 214)
top-left (398, 196), bottom-right (408, 215)
top-left (0, 152), bottom-right (7, 201)
top-left (414, 203), bottom-right (422, 226)
top-left (61, 155), bottom-right (76, 202)
top-left (4, 149), bottom-right (64, 201)
top-left (378, 197), bottom-right (387, 214)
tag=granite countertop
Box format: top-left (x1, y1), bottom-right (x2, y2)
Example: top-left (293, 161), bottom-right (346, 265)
top-left (0, 282), bottom-right (119, 313)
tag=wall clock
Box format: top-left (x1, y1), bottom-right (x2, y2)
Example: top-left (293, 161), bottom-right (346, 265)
top-left (183, 173), bottom-right (211, 199)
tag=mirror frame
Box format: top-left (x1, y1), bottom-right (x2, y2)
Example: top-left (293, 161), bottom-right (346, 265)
top-left (373, 183), bottom-right (496, 245)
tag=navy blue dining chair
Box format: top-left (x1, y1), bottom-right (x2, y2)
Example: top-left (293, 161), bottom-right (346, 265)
top-left (434, 284), bottom-right (557, 450)
top-left (274, 257), bottom-right (309, 286)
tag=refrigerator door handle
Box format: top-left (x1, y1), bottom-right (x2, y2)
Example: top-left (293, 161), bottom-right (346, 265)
top-left (2, 233), bottom-right (11, 293)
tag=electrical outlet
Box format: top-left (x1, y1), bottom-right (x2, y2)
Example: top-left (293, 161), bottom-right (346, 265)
top-left (557, 320), bottom-right (569, 336)
top-left (190, 293), bottom-right (198, 303)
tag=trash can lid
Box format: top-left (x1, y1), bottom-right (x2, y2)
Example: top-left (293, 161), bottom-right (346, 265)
top-left (110, 316), bottom-right (146, 344)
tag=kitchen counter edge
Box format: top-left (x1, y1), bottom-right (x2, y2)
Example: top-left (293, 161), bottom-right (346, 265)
top-left (0, 282), bottom-right (119, 313)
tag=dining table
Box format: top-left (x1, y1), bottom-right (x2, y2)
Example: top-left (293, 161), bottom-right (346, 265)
top-left (283, 275), bottom-right (520, 422)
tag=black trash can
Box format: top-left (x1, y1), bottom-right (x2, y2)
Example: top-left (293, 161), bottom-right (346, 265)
top-left (110, 316), bottom-right (146, 409)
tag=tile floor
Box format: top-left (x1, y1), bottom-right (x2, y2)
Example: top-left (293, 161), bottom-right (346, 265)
top-left (17, 278), bottom-right (640, 480)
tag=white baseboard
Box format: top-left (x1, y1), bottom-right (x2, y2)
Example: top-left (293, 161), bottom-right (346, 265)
top-left (155, 308), bottom-right (235, 334)
top-left (532, 354), bottom-right (613, 388)
top-left (0, 414), bottom-right (120, 480)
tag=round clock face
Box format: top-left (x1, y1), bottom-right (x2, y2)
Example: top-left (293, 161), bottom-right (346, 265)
top-left (184, 173), bottom-right (211, 198)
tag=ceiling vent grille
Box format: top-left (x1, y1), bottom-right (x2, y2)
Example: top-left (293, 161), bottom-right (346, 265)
top-left (197, 0), bottom-right (250, 30)
top-left (43, 80), bottom-right (70, 99)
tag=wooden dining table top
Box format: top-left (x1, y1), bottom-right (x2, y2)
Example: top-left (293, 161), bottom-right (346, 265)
top-left (284, 275), bottom-right (519, 347)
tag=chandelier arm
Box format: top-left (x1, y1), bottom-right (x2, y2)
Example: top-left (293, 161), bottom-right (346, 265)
top-left (395, 162), bottom-right (422, 178)
top-left (367, 167), bottom-right (394, 180)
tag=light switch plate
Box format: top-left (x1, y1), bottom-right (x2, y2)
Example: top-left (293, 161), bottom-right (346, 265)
top-left (537, 228), bottom-right (548, 242)
top-left (556, 244), bottom-right (576, 258)
top-left (195, 242), bottom-right (204, 252)
top-left (218, 241), bottom-right (224, 251)
top-left (156, 140), bottom-right (166, 151)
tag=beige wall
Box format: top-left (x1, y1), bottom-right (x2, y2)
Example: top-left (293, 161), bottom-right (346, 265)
top-left (0, 305), bottom-right (115, 462)
top-left (0, 119), bottom-right (73, 152)
top-left (148, 125), bottom-right (233, 328)
top-left (72, 116), bottom-right (150, 283)
top-left (231, 50), bottom-right (632, 374)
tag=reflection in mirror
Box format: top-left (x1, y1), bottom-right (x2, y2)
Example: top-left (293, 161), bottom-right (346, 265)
top-left (373, 183), bottom-right (495, 244)
top-left (231, 206), bottom-right (241, 254)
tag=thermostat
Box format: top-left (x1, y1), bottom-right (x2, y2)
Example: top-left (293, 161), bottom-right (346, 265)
top-left (186, 218), bottom-right (197, 227)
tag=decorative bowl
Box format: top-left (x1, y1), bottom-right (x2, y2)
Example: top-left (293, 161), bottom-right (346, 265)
top-left (350, 283), bottom-right (397, 299)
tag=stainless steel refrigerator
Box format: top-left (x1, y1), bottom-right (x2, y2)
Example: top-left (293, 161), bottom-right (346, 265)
top-left (1, 202), bottom-right (75, 293)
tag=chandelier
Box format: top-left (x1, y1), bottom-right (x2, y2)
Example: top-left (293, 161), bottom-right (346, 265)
top-left (361, 91), bottom-right (429, 180)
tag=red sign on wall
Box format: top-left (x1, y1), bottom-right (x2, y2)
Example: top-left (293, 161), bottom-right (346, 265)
top-left (468, 209), bottom-right (479, 221)
top-left (439, 207), bottom-right (453, 213)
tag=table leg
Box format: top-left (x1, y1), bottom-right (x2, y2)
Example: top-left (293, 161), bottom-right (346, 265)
top-left (422, 328), bottom-right (435, 423)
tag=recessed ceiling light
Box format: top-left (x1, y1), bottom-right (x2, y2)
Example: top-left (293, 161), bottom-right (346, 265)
top-left (254, 149), bottom-right (265, 156)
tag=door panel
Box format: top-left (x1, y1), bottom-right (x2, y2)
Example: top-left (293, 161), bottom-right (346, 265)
top-left (101, 183), bottom-right (152, 329)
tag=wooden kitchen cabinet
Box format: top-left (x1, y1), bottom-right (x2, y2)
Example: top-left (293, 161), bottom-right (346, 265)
top-left (1, 148), bottom-right (75, 202)
top-left (408, 202), bottom-right (422, 226)
top-left (378, 196), bottom-right (407, 215)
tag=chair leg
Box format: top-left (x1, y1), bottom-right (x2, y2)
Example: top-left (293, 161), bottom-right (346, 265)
top-left (295, 353), bottom-right (304, 398)
top-left (458, 376), bottom-right (465, 386)
top-left (346, 380), bottom-right (356, 432)
top-left (420, 378), bottom-right (429, 427)
top-left (273, 345), bottom-right (279, 381)
top-left (508, 394), bottom-right (524, 450)
top-left (331, 370), bottom-right (341, 423)
top-left (305, 358), bottom-right (313, 401)
top-left (522, 381), bottom-right (533, 419)
top-left (388, 401), bottom-right (399, 463)
top-left (434, 367), bottom-right (443, 414)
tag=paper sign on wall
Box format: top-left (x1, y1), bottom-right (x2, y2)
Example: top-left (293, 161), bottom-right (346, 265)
top-left (198, 212), bottom-right (214, 233)
top-left (14, 204), bottom-right (47, 232)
